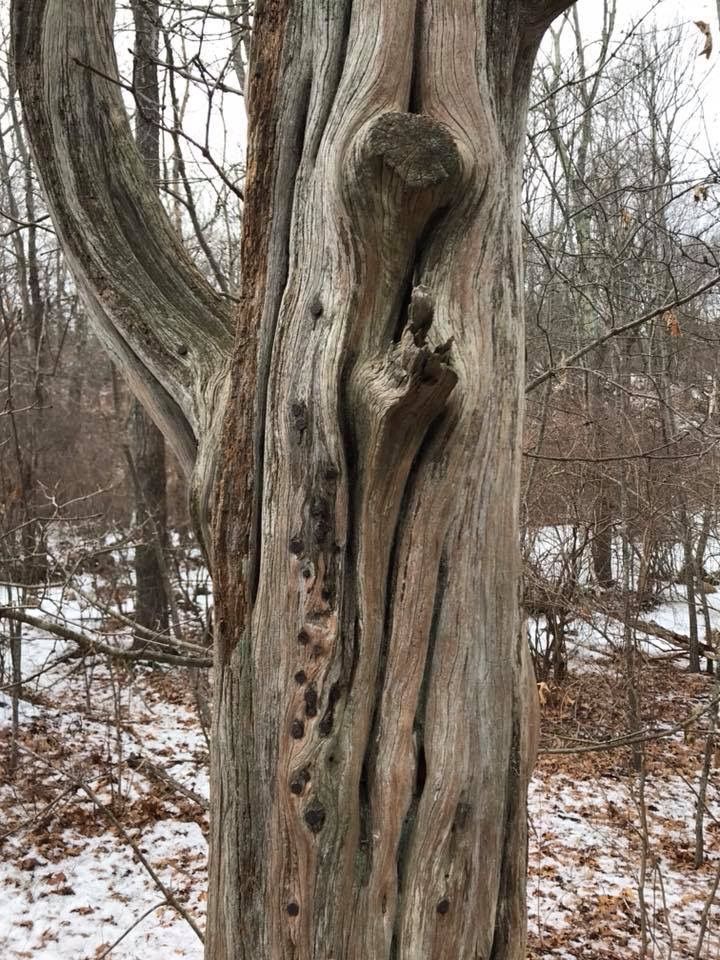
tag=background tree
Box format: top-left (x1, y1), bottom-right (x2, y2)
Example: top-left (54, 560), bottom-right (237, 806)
top-left (127, 0), bottom-right (170, 641)
top-left (523, 8), bottom-right (720, 679)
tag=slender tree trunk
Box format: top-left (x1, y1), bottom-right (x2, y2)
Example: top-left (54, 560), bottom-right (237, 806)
top-left (130, 0), bottom-right (168, 639)
top-left (9, 602), bottom-right (22, 775)
top-left (680, 504), bottom-right (701, 673)
top-left (591, 480), bottom-right (615, 589)
top-left (208, 4), bottom-right (560, 958)
top-left (697, 508), bottom-right (714, 675)
top-left (129, 399), bottom-right (169, 634)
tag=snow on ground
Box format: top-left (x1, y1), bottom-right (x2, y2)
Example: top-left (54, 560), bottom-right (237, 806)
top-left (2, 824), bottom-right (205, 960)
top-left (2, 566), bottom-right (720, 958)
top-left (1, 613), bottom-right (209, 960)
top-left (529, 762), bottom-right (720, 958)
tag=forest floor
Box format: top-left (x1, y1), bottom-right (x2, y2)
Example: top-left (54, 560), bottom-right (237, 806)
top-left (528, 655), bottom-right (719, 959)
top-left (1, 587), bottom-right (719, 959)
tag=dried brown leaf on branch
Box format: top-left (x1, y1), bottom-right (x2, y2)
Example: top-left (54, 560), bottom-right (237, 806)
top-left (694, 20), bottom-right (712, 59)
top-left (664, 309), bottom-right (682, 337)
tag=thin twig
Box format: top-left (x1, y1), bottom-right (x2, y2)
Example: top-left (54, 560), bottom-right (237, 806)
top-left (94, 900), bottom-right (169, 959)
top-left (526, 272), bottom-right (720, 394)
top-left (541, 690), bottom-right (720, 755)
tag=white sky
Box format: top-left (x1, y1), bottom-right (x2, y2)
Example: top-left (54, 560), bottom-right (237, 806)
top-left (575, 0), bottom-right (718, 30)
top-left (542, 0), bottom-right (720, 171)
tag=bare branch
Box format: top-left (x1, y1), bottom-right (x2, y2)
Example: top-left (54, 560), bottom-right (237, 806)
top-left (126, 752), bottom-right (209, 810)
top-left (11, 0), bottom-right (234, 476)
top-left (0, 606), bottom-right (212, 668)
top-left (526, 272), bottom-right (720, 394)
top-left (541, 689), bottom-right (720, 755)
top-left (521, 0), bottom-right (576, 35)
top-left (17, 744), bottom-right (205, 943)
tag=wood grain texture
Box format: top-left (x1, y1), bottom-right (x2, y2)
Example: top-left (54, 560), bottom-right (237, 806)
top-left (12, 0), bottom-right (233, 485)
top-left (210, 2), bottom-right (562, 958)
top-left (11, 0), bottom-right (576, 955)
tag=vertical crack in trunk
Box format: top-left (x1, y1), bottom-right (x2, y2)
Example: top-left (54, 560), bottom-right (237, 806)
top-left (488, 667), bottom-right (528, 960)
top-left (306, 0), bottom-right (354, 165)
top-left (394, 547), bottom-right (447, 907)
top-left (408, 0), bottom-right (424, 115)
top-left (249, 61), bottom-right (311, 603)
top-left (251, 0), bottom-right (356, 605)
top-left (208, 0), bottom-right (541, 955)
top-left (354, 408), bottom-right (447, 890)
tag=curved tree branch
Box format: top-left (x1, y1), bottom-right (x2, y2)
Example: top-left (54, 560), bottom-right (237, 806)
top-left (521, 0), bottom-right (576, 36)
top-left (11, 0), bottom-right (234, 477)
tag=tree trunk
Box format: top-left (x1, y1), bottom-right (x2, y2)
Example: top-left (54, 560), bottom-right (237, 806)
top-left (591, 500), bottom-right (614, 589)
top-left (11, 1), bottom-right (574, 957)
top-left (680, 504), bottom-right (701, 674)
top-left (129, 0), bottom-right (169, 639)
top-left (129, 397), bottom-right (169, 635)
top-left (209, 4), bottom-right (566, 958)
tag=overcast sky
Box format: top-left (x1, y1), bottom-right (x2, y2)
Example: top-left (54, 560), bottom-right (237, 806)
top-left (544, 0), bottom-right (720, 166)
top-left (111, 1), bottom-right (720, 206)
top-left (574, 0), bottom-right (719, 29)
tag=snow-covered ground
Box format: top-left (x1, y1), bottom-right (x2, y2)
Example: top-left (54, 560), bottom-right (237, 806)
top-left (1, 608), bottom-right (208, 960)
top-left (527, 586), bottom-right (720, 958)
top-left (2, 564), bottom-right (720, 958)
top-left (529, 747), bottom-right (720, 958)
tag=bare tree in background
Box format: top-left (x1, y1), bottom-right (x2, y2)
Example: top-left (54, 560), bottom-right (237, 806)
top-left (523, 9), bottom-right (720, 675)
top-left (128, 0), bottom-right (169, 640)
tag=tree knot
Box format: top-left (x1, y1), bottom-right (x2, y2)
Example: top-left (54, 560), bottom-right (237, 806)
top-left (359, 112), bottom-right (463, 194)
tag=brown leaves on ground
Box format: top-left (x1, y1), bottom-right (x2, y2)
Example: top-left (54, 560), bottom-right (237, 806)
top-left (531, 656), bottom-right (719, 958)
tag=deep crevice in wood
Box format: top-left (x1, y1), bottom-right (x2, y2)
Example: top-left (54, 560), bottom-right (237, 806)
top-left (488, 703), bottom-right (525, 960)
top-left (392, 548), bottom-right (448, 941)
top-left (356, 397), bottom-right (452, 916)
top-left (357, 748), bottom-right (372, 884)
top-left (304, 1), bottom-right (353, 167)
top-left (338, 363), bottom-right (359, 692)
top-left (408, 0), bottom-right (423, 116)
top-left (414, 741), bottom-right (427, 801)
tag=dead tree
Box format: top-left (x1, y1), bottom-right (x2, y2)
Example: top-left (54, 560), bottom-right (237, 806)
top-left (12, 1), bottom-right (573, 956)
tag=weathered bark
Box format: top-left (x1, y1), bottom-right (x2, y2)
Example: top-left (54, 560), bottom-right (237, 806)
top-left (210, 3), bottom-right (569, 958)
top-left (12, 0), bottom-right (233, 543)
top-left (12, 0), bottom-right (574, 957)
top-left (129, 0), bottom-right (169, 639)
